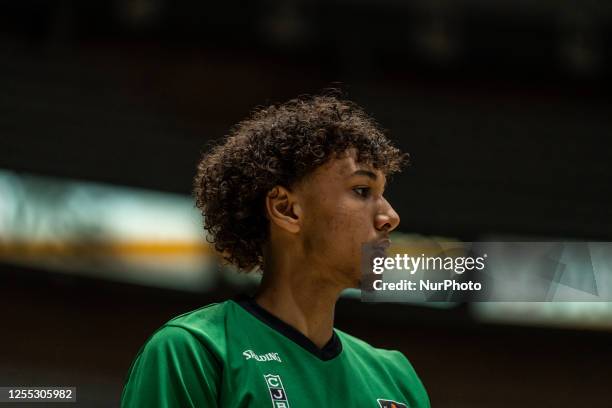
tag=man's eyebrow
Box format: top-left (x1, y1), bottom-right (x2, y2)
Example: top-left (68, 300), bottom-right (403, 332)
top-left (350, 169), bottom-right (387, 187)
top-left (351, 169), bottom-right (377, 180)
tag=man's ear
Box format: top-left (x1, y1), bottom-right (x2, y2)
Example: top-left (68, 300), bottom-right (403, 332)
top-left (265, 185), bottom-right (302, 234)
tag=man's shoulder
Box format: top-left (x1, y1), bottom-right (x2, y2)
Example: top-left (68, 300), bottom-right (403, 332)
top-left (166, 300), bottom-right (229, 328)
top-left (335, 328), bottom-right (396, 355)
top-left (161, 300), bottom-right (234, 342)
top-left (335, 328), bottom-right (429, 406)
top-left (335, 328), bottom-right (415, 370)
top-left (135, 299), bottom-right (235, 360)
top-left (121, 304), bottom-right (228, 407)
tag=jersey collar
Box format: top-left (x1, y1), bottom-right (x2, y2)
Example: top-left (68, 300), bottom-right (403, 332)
top-left (234, 294), bottom-right (343, 361)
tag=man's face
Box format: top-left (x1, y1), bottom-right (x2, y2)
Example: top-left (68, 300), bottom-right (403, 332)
top-left (294, 149), bottom-right (401, 288)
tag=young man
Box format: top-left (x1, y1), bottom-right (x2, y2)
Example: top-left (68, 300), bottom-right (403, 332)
top-left (121, 95), bottom-right (430, 407)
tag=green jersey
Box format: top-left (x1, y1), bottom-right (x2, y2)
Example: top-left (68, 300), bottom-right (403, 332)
top-left (121, 296), bottom-right (430, 408)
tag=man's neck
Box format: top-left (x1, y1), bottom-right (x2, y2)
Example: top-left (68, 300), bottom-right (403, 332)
top-left (254, 273), bottom-right (343, 349)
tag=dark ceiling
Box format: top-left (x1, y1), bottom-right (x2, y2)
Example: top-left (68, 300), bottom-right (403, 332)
top-left (1, 0), bottom-right (611, 240)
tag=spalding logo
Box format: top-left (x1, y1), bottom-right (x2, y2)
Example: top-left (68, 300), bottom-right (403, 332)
top-left (242, 349), bottom-right (282, 362)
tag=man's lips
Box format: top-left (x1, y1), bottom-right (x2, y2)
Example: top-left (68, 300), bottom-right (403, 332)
top-left (374, 239), bottom-right (391, 249)
top-left (369, 239), bottom-right (391, 259)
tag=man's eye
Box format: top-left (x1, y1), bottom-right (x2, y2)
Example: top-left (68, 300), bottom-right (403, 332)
top-left (353, 187), bottom-right (371, 198)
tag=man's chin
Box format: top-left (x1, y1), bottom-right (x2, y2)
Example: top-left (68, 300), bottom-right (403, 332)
top-left (357, 271), bottom-right (379, 293)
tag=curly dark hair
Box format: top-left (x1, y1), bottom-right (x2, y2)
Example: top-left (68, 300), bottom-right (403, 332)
top-left (193, 93), bottom-right (408, 272)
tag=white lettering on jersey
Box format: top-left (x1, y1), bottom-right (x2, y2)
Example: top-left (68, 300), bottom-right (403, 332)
top-left (264, 374), bottom-right (290, 408)
top-left (242, 349), bottom-right (282, 363)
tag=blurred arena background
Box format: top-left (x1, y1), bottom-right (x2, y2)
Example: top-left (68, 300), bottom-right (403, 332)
top-left (1, 1), bottom-right (612, 407)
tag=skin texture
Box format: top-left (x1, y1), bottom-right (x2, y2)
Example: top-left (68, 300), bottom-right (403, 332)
top-left (255, 148), bottom-right (400, 348)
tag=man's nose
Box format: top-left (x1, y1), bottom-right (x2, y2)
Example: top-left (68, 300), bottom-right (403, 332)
top-left (375, 199), bottom-right (400, 232)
